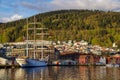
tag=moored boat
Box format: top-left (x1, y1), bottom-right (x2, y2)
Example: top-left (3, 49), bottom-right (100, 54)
top-left (16, 58), bottom-right (47, 67)
top-left (0, 57), bottom-right (9, 65)
top-left (106, 64), bottom-right (119, 67)
top-left (16, 16), bottom-right (49, 67)
top-left (52, 60), bottom-right (77, 66)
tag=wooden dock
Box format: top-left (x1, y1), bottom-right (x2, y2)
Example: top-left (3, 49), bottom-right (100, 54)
top-left (0, 64), bottom-right (20, 68)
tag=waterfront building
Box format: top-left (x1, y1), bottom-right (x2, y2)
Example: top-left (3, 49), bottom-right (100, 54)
top-left (79, 54), bottom-right (94, 65)
top-left (108, 52), bottom-right (120, 64)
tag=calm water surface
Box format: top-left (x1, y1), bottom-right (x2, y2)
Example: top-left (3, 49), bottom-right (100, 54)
top-left (0, 66), bottom-right (120, 80)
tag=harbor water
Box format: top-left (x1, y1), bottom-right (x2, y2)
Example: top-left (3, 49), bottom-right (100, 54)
top-left (0, 66), bottom-right (120, 80)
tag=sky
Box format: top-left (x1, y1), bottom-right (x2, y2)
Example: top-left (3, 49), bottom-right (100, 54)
top-left (0, 0), bottom-right (120, 23)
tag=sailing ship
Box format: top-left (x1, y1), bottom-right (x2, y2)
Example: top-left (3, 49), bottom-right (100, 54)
top-left (16, 16), bottom-right (49, 67)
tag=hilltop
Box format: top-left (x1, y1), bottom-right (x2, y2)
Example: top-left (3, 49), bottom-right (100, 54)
top-left (0, 10), bottom-right (120, 48)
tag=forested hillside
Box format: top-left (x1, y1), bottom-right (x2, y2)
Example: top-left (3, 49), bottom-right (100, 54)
top-left (0, 10), bottom-right (120, 48)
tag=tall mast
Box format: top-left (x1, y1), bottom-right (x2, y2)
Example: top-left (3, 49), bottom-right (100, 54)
top-left (27, 17), bottom-right (48, 59)
top-left (41, 25), bottom-right (44, 59)
top-left (33, 16), bottom-right (36, 59)
top-left (26, 18), bottom-right (28, 57)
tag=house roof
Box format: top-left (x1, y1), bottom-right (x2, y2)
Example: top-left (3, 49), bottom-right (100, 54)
top-left (112, 54), bottom-right (120, 58)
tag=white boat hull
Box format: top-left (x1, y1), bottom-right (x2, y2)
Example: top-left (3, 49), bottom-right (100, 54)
top-left (106, 64), bottom-right (119, 67)
top-left (0, 57), bottom-right (13, 65)
top-left (0, 57), bottom-right (8, 65)
top-left (16, 58), bottom-right (47, 67)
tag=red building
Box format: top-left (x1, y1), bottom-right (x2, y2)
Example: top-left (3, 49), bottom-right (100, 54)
top-left (79, 54), bottom-right (94, 65)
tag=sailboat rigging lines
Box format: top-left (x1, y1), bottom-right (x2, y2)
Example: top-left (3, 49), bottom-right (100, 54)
top-left (16, 16), bottom-right (49, 67)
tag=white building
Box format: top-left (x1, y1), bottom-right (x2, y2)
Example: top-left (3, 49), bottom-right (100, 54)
top-left (113, 43), bottom-right (117, 48)
top-left (79, 40), bottom-right (88, 46)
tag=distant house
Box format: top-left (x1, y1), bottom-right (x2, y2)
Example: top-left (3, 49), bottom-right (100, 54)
top-left (79, 40), bottom-right (88, 46)
top-left (0, 44), bottom-right (3, 48)
top-left (113, 43), bottom-right (117, 48)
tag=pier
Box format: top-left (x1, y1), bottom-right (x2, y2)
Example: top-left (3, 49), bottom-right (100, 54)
top-left (0, 64), bottom-right (20, 68)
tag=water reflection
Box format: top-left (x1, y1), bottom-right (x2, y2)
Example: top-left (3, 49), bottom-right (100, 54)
top-left (0, 66), bottom-right (120, 80)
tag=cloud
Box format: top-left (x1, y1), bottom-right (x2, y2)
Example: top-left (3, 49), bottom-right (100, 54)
top-left (20, 0), bottom-right (120, 12)
top-left (21, 1), bottom-right (48, 11)
top-left (49, 0), bottom-right (120, 11)
top-left (0, 0), bottom-right (120, 23)
top-left (0, 14), bottom-right (23, 23)
top-left (21, 2), bottom-right (41, 10)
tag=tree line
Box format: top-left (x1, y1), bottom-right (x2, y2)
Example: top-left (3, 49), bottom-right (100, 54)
top-left (0, 9), bottom-right (120, 48)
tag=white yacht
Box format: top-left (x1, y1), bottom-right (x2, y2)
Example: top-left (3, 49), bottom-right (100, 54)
top-left (16, 16), bottom-right (49, 67)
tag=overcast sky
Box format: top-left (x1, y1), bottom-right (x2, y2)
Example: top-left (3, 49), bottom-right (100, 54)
top-left (0, 0), bottom-right (120, 23)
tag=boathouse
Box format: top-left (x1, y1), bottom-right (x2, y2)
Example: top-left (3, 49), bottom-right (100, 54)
top-left (107, 52), bottom-right (120, 64)
top-left (79, 54), bottom-right (94, 65)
